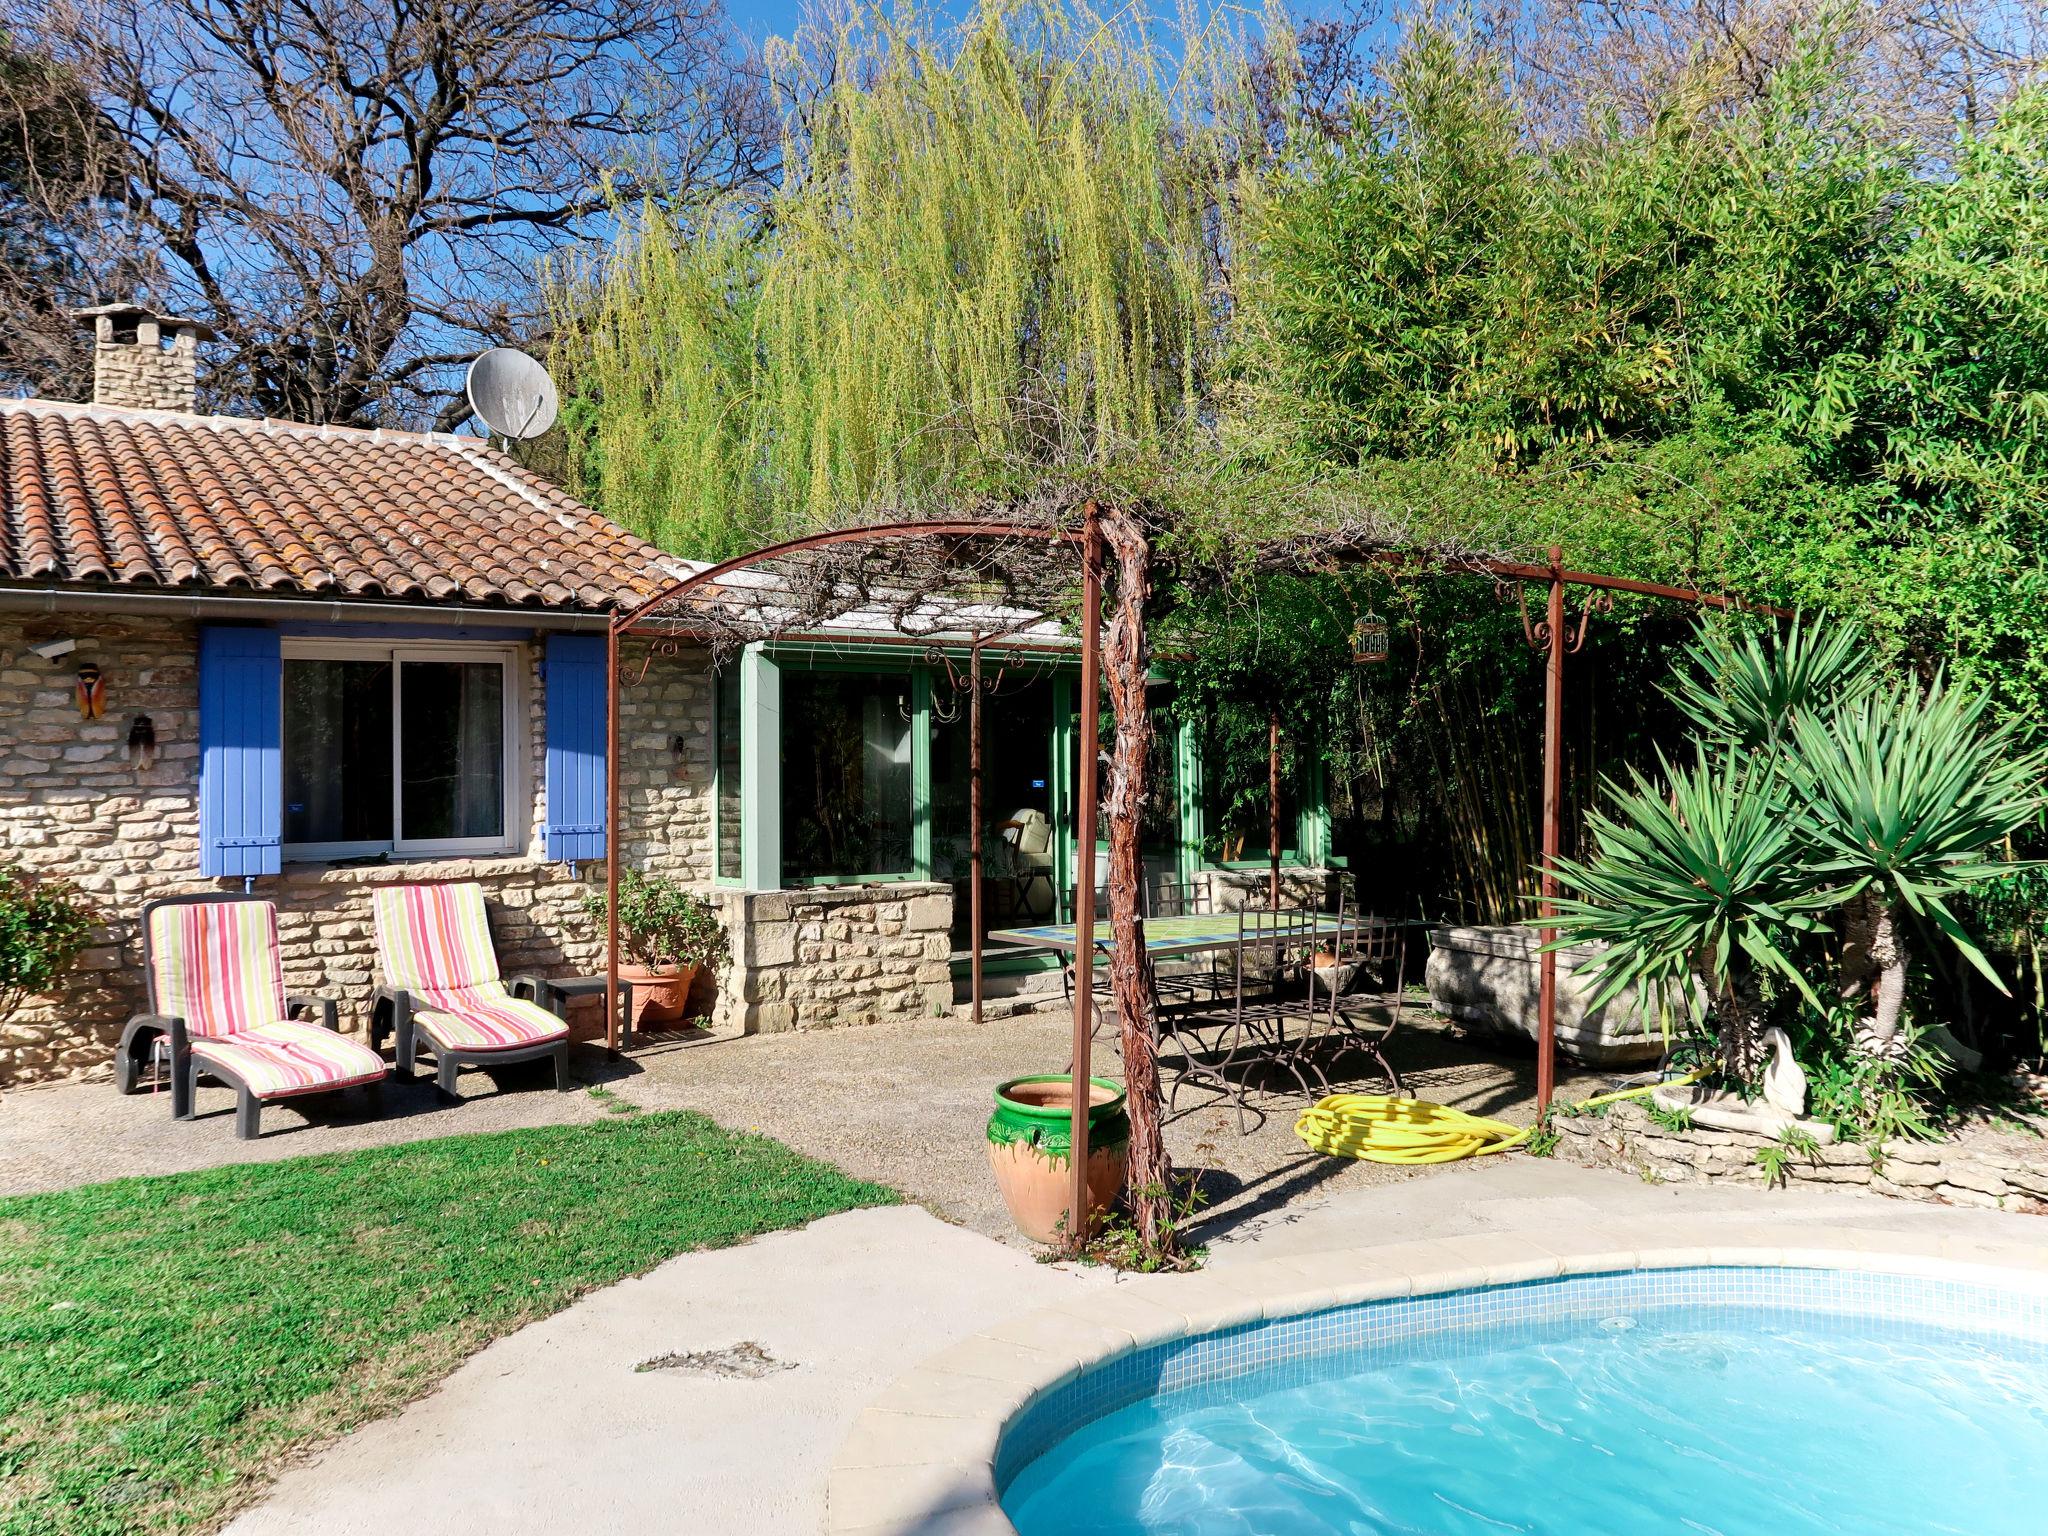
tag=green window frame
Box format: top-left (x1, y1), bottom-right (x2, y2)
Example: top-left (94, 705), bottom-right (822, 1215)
top-left (717, 644), bottom-right (1217, 893)
top-left (1193, 737), bottom-right (1333, 871)
top-left (711, 665), bottom-right (745, 886)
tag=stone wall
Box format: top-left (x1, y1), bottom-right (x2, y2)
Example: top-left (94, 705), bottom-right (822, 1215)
top-left (1552, 1099), bottom-right (2048, 1214)
top-left (0, 614), bottom-right (714, 1086)
top-left (1196, 867), bottom-right (1340, 911)
top-left (718, 884), bottom-right (954, 1034)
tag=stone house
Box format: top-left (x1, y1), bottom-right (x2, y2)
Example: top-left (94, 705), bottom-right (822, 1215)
top-left (1, 306), bottom-right (1345, 1089)
top-left (0, 306), bottom-right (714, 1086)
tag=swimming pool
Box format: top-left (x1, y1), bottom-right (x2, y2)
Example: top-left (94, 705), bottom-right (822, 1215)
top-left (998, 1268), bottom-right (2048, 1536)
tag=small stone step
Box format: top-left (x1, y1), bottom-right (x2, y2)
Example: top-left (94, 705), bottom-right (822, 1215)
top-left (955, 992), bottom-right (1067, 1022)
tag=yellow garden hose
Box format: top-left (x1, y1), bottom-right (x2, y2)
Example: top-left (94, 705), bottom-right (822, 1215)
top-left (1293, 1071), bottom-right (1707, 1165)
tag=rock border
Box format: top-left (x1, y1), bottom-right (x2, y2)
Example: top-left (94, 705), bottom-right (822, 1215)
top-left (1552, 1099), bottom-right (2048, 1212)
top-left (824, 1221), bottom-right (2048, 1535)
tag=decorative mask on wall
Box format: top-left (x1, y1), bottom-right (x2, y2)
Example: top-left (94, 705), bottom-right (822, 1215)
top-left (75, 663), bottom-right (105, 720)
top-left (126, 714), bottom-right (158, 768)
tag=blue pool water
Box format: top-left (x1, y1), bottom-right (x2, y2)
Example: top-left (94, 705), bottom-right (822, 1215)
top-left (1001, 1274), bottom-right (2048, 1536)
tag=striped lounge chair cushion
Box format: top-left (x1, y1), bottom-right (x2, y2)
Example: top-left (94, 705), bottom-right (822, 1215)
top-left (413, 984), bottom-right (569, 1051)
top-left (373, 882), bottom-right (503, 992)
top-left (147, 899), bottom-right (289, 1038)
top-left (373, 884), bottom-right (568, 1052)
top-left (149, 899), bottom-right (386, 1100)
top-left (191, 1021), bottom-right (387, 1098)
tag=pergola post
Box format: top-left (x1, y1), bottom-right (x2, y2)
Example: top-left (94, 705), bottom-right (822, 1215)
top-left (1067, 507), bottom-right (1103, 1255)
top-left (1535, 548), bottom-right (1565, 1113)
top-left (969, 639), bottom-right (984, 1026)
top-left (604, 619), bottom-right (622, 1053)
top-left (1268, 707), bottom-right (1281, 908)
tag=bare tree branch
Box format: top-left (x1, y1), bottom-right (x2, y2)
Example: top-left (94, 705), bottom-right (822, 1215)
top-left (4, 0), bottom-right (778, 424)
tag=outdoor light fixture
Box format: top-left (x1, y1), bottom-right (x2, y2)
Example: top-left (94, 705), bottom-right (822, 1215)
top-left (1350, 612), bottom-right (1389, 665)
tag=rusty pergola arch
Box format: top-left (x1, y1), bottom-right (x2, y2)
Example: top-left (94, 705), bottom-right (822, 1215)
top-left (606, 507), bottom-right (1787, 1251)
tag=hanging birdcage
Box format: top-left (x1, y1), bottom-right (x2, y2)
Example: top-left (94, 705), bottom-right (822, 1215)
top-left (1350, 611), bottom-right (1389, 664)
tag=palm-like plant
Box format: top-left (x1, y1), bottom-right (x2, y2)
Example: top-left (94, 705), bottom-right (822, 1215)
top-left (1786, 675), bottom-right (2048, 1047)
top-left (1549, 747), bottom-right (1830, 1076)
top-left (1550, 613), bottom-right (2044, 1091)
top-left (1664, 615), bottom-right (1872, 755)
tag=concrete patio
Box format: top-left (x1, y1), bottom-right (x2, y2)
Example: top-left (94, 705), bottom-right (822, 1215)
top-left (216, 1159), bottom-right (2026, 1536)
top-left (10, 1005), bottom-right (2043, 1534)
top-left (0, 1006), bottom-right (1612, 1252)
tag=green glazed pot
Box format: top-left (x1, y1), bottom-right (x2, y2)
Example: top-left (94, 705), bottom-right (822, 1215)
top-left (986, 1075), bottom-right (1130, 1244)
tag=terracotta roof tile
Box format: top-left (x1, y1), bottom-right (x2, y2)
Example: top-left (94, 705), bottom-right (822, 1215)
top-left (0, 397), bottom-right (676, 612)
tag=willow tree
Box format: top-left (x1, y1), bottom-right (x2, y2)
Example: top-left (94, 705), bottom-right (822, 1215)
top-left (551, 0), bottom-right (1254, 554)
top-left (551, 0), bottom-right (1278, 1259)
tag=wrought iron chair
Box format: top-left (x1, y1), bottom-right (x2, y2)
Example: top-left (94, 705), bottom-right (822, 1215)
top-left (1148, 877), bottom-right (1225, 1007)
top-left (1160, 905), bottom-right (1324, 1134)
top-left (1308, 890), bottom-right (1409, 1096)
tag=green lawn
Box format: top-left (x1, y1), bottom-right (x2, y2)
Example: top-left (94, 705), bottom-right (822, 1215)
top-left (0, 1111), bottom-right (895, 1536)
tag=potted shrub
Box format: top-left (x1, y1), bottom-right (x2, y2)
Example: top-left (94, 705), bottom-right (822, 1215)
top-left (582, 871), bottom-right (727, 1027)
top-left (0, 860), bottom-right (97, 1036)
top-left (986, 1074), bottom-right (1130, 1245)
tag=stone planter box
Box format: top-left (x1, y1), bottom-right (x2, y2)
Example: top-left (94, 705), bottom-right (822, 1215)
top-left (1425, 925), bottom-right (1677, 1067)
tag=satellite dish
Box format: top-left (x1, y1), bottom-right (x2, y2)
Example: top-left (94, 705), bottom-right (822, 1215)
top-left (465, 348), bottom-right (559, 440)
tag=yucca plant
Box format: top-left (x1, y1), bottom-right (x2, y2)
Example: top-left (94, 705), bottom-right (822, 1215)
top-left (1664, 614), bottom-right (1872, 757)
top-left (1785, 674), bottom-right (2048, 1049)
top-left (1548, 747), bottom-right (1831, 1077)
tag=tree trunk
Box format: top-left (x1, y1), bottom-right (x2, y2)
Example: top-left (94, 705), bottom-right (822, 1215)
top-left (1699, 957), bottom-right (1765, 1081)
top-left (1839, 886), bottom-right (1882, 1011)
top-left (1842, 887), bottom-right (1908, 1052)
top-left (1098, 507), bottom-right (1176, 1261)
top-left (1868, 896), bottom-right (1908, 1047)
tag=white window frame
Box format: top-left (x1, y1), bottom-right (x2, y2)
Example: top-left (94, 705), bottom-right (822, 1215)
top-left (281, 638), bottom-right (526, 863)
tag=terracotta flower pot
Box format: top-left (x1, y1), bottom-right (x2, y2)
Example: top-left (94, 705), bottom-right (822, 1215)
top-left (986, 1075), bottom-right (1129, 1245)
top-left (619, 962), bottom-right (700, 1026)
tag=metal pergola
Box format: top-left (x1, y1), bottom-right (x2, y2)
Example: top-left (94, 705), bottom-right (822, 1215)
top-left (603, 505), bottom-right (1783, 1246)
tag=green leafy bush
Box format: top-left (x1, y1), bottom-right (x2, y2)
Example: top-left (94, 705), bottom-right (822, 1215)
top-left (582, 870), bottom-right (727, 970)
top-left (1547, 742), bottom-right (1831, 1075)
top-left (0, 862), bottom-right (97, 1023)
top-left (1795, 1019), bottom-right (1946, 1144)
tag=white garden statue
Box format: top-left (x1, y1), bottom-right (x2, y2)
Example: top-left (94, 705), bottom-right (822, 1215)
top-left (1759, 1027), bottom-right (1807, 1118)
top-left (1654, 1024), bottom-right (1834, 1144)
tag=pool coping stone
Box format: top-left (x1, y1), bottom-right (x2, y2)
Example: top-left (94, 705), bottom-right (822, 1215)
top-left (823, 1220), bottom-right (2048, 1535)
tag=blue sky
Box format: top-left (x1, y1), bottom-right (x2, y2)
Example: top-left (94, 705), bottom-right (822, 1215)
top-left (728, 0), bottom-right (831, 45)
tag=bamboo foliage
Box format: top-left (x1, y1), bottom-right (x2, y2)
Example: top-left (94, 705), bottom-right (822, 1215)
top-left (549, 2), bottom-right (1256, 556)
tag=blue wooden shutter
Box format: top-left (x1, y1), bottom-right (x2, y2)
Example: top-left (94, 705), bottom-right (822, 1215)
top-left (544, 633), bottom-right (607, 862)
top-left (198, 626), bottom-right (283, 878)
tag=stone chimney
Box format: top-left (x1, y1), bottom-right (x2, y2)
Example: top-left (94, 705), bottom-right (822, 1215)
top-left (71, 303), bottom-right (214, 413)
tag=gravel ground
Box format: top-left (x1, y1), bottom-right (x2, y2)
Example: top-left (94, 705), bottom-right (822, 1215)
top-left (0, 1003), bottom-right (1615, 1248)
top-left (619, 1008), bottom-right (1616, 1248)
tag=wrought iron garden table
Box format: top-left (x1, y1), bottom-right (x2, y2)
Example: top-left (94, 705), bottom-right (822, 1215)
top-left (987, 912), bottom-right (1406, 1130)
